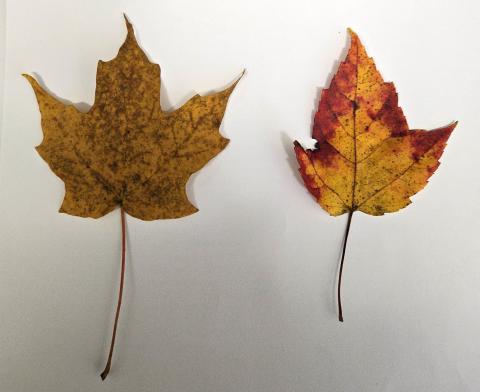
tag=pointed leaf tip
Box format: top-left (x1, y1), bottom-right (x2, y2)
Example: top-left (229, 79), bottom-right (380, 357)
top-left (232, 69), bottom-right (246, 87)
top-left (346, 28), bottom-right (359, 42)
top-left (445, 121), bottom-right (458, 136)
top-left (22, 73), bottom-right (37, 88)
top-left (123, 13), bottom-right (134, 35)
top-left (436, 121), bottom-right (458, 136)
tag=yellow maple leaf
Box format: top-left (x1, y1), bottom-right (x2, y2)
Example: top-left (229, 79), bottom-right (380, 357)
top-left (24, 16), bottom-right (240, 221)
top-left (24, 16), bottom-right (241, 379)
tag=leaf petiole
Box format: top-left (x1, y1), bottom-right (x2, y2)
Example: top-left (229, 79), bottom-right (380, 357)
top-left (337, 210), bottom-right (353, 322)
top-left (100, 208), bottom-right (127, 380)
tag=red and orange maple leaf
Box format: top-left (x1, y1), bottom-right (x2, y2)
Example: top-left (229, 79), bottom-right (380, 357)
top-left (294, 29), bottom-right (456, 321)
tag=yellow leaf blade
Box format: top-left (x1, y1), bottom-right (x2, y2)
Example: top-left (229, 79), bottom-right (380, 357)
top-left (25, 18), bottom-right (240, 220)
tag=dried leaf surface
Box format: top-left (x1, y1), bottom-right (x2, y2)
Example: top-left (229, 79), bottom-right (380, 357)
top-left (294, 30), bottom-right (456, 216)
top-left (25, 17), bottom-right (239, 220)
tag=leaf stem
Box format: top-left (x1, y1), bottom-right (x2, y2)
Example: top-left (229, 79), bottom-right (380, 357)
top-left (100, 208), bottom-right (126, 380)
top-left (337, 210), bottom-right (353, 322)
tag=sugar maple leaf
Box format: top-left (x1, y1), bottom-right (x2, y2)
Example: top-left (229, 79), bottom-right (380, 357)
top-left (24, 16), bottom-right (240, 221)
top-left (294, 29), bottom-right (456, 322)
top-left (24, 16), bottom-right (241, 379)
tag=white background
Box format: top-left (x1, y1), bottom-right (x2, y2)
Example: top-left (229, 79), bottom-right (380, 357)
top-left (0, 0), bottom-right (479, 391)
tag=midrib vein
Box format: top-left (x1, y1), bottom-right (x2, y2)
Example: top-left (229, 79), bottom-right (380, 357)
top-left (351, 43), bottom-right (359, 211)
